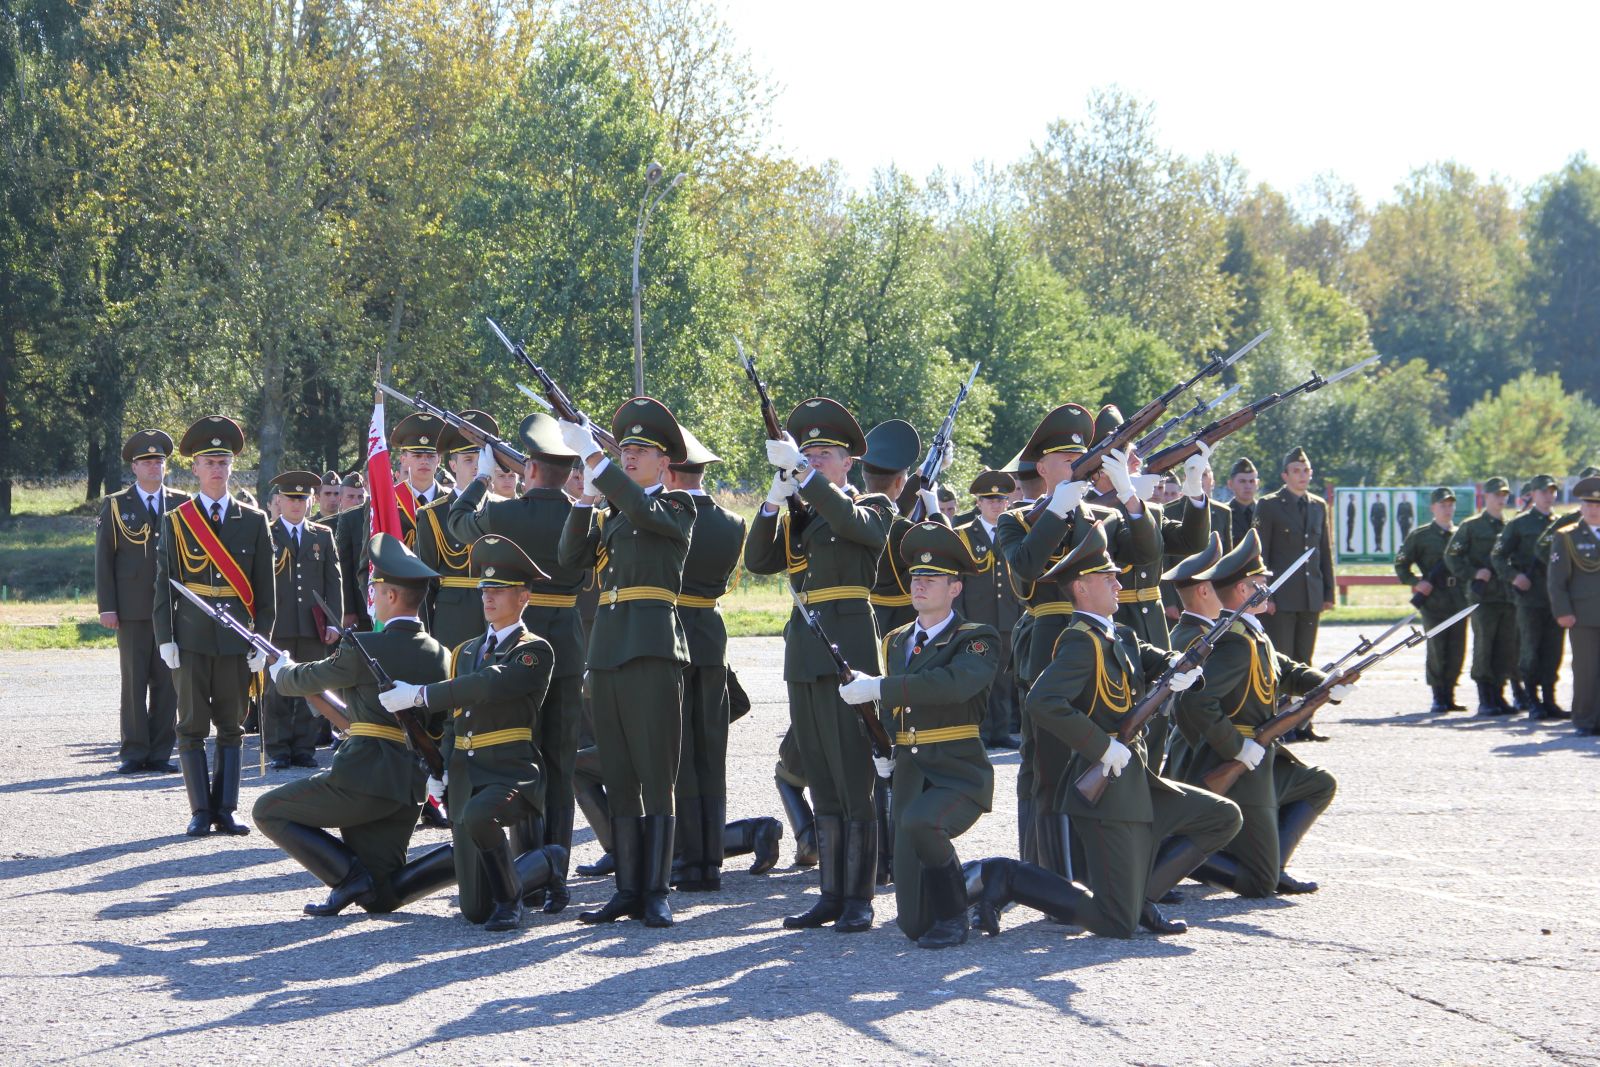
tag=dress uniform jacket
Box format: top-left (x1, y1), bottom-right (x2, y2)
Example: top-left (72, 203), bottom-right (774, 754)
top-left (97, 485), bottom-right (189, 622)
top-left (1395, 522), bottom-right (1467, 617)
top-left (1548, 522), bottom-right (1600, 730)
top-left (1493, 508), bottom-right (1556, 609)
top-left (334, 505), bottom-right (370, 624)
top-left (154, 496), bottom-right (277, 655)
top-left (954, 519), bottom-right (1023, 634)
top-left (269, 517), bottom-right (343, 640)
top-left (414, 488), bottom-right (480, 648)
top-left (1446, 511), bottom-right (1512, 604)
top-left (871, 515), bottom-right (917, 636)
top-left (676, 494), bottom-right (747, 667)
top-left (1253, 487), bottom-right (1335, 612)
top-left (1107, 494), bottom-right (1208, 648)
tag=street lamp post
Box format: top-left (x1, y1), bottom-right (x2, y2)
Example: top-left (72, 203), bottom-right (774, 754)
top-left (632, 162), bottom-right (686, 396)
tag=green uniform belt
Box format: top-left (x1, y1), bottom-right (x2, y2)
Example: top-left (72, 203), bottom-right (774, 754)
top-left (458, 727), bottom-right (534, 752)
top-left (896, 724), bottom-right (980, 745)
top-left (602, 586), bottom-right (679, 606)
top-left (347, 722), bottom-right (407, 743)
top-left (676, 592), bottom-right (722, 609)
top-left (1116, 587), bottom-right (1162, 604)
top-left (1027, 601), bottom-right (1076, 617)
top-left (870, 592), bottom-right (914, 608)
top-left (802, 585), bottom-right (872, 605)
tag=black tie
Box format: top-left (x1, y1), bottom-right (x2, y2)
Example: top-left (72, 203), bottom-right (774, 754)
top-left (480, 632), bottom-right (499, 667)
top-left (908, 630), bottom-right (928, 666)
top-left (292, 526), bottom-right (301, 549)
top-left (209, 501), bottom-right (222, 526)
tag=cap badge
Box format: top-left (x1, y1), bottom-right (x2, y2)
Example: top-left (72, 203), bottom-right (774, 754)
top-left (485, 537), bottom-right (500, 545)
top-left (633, 398), bottom-right (650, 406)
top-left (210, 438), bottom-right (221, 447)
top-left (808, 428), bottom-right (821, 438)
top-left (484, 566), bottom-right (496, 577)
top-left (419, 435), bottom-right (430, 445)
top-left (1071, 433), bottom-right (1082, 443)
top-left (805, 400), bottom-right (821, 408)
top-left (631, 424), bottom-right (643, 434)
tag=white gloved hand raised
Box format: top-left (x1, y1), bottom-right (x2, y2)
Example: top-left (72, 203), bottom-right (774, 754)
top-left (1181, 440), bottom-right (1212, 500)
top-left (873, 755), bottom-right (894, 779)
top-left (765, 433), bottom-right (805, 472)
top-left (917, 486), bottom-right (941, 517)
top-left (558, 417), bottom-right (601, 461)
top-left (379, 682), bottom-right (426, 712)
top-left (477, 444), bottom-right (497, 480)
top-left (246, 648), bottom-right (269, 674)
top-left (1046, 479), bottom-right (1088, 518)
top-left (1104, 448), bottom-right (1138, 503)
top-left (1130, 473), bottom-right (1164, 501)
top-left (1236, 738), bottom-right (1266, 771)
top-left (1168, 665), bottom-right (1203, 692)
top-left (581, 462), bottom-right (601, 500)
top-left (838, 673), bottom-right (882, 705)
top-left (159, 642), bottom-right (181, 670)
top-left (268, 654), bottom-right (295, 683)
top-left (1098, 737), bottom-right (1133, 777)
top-left (765, 470), bottom-right (797, 508)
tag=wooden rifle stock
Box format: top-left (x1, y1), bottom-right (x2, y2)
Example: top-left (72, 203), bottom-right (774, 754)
top-left (1144, 407), bottom-right (1258, 474)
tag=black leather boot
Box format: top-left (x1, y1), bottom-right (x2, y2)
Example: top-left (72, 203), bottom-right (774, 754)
top-left (210, 745), bottom-right (251, 835)
top-left (776, 777), bottom-right (818, 867)
top-left (579, 816), bottom-right (644, 923)
top-left (1428, 685), bottom-right (1450, 714)
top-left (515, 845), bottom-right (568, 909)
top-left (916, 856), bottom-right (970, 949)
top-left (835, 819), bottom-right (876, 933)
top-left (1136, 836), bottom-right (1203, 934)
top-left (976, 857), bottom-right (1096, 936)
top-left (700, 795), bottom-right (726, 890)
top-left (1444, 685), bottom-right (1466, 711)
top-left (1511, 679), bottom-right (1534, 713)
top-left (1475, 681), bottom-right (1500, 717)
top-left (1276, 800), bottom-right (1321, 893)
top-left (1016, 796), bottom-right (1035, 865)
top-left (723, 817), bottom-right (783, 875)
top-left (783, 815), bottom-right (844, 928)
top-left (674, 797), bottom-right (705, 891)
top-left (574, 784), bottom-right (614, 876)
top-left (480, 836), bottom-right (524, 932)
top-left (265, 823), bottom-right (377, 916)
top-left (517, 813), bottom-right (547, 908)
top-left (1540, 683), bottom-right (1570, 719)
top-left (641, 815), bottom-right (676, 928)
top-left (874, 779), bottom-right (893, 887)
top-left (1192, 851), bottom-right (1243, 892)
top-left (391, 844), bottom-right (457, 907)
top-left (179, 748), bottom-right (212, 836)
top-left (1492, 683), bottom-right (1515, 714)
top-left (541, 797), bottom-right (574, 913)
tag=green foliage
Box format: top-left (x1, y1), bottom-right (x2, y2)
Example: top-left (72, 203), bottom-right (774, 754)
top-left (1523, 155), bottom-right (1600, 404)
top-left (1444, 371), bottom-right (1598, 482)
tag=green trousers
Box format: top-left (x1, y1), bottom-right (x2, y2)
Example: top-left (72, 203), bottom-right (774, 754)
top-left (263, 635), bottom-right (327, 760)
top-left (1421, 608), bottom-right (1468, 689)
top-left (116, 618), bottom-right (177, 765)
top-left (253, 773), bottom-right (420, 913)
top-left (453, 783), bottom-right (537, 924)
top-left (891, 770), bottom-right (984, 941)
top-left (1470, 602), bottom-right (1519, 684)
top-left (676, 664), bottom-right (730, 798)
top-left (538, 674), bottom-right (581, 814)
top-left (1262, 609), bottom-right (1321, 666)
top-left (788, 677), bottom-right (875, 821)
top-left (1516, 602), bottom-right (1564, 688)
top-left (175, 651), bottom-right (249, 752)
top-left (590, 657), bottom-right (683, 817)
top-left (1223, 758), bottom-right (1336, 897)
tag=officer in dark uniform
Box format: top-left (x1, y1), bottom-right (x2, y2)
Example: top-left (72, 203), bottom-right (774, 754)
top-left (954, 469), bottom-right (1022, 749)
top-left (1254, 447), bottom-right (1335, 668)
top-left (1494, 473), bottom-right (1565, 719)
top-left (263, 471), bottom-right (343, 769)
top-left (97, 429), bottom-right (187, 774)
top-left (559, 399), bottom-right (696, 928)
top-left (1549, 476), bottom-right (1600, 735)
top-left (334, 472), bottom-right (371, 630)
top-left (1226, 458), bottom-right (1260, 546)
top-left (154, 416), bottom-right (276, 837)
top-left (1446, 477), bottom-right (1519, 715)
top-left (1395, 487), bottom-right (1469, 713)
top-left (745, 398), bottom-right (895, 932)
top-left (256, 534), bottom-right (456, 915)
top-left (312, 471), bottom-right (342, 524)
top-left (381, 536), bottom-right (568, 930)
top-left (838, 521), bottom-right (999, 948)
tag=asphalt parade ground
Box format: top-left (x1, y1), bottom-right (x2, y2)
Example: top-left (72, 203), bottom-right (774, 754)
top-left (1, 627), bottom-right (1596, 1066)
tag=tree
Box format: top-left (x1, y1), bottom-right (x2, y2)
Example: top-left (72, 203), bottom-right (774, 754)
top-left (1446, 372), bottom-right (1594, 483)
top-left (1523, 155), bottom-right (1600, 403)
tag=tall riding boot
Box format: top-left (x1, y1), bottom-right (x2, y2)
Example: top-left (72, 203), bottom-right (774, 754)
top-left (776, 777), bottom-right (818, 867)
top-left (391, 844), bottom-right (457, 907)
top-left (210, 745), bottom-right (251, 835)
top-left (267, 822), bottom-right (376, 916)
top-left (1032, 807), bottom-right (1063, 876)
top-left (835, 819), bottom-right (876, 933)
top-left (700, 795), bottom-right (727, 890)
top-left (1017, 796), bottom-right (1035, 865)
top-left (480, 836), bottom-right (525, 932)
top-left (1543, 683), bottom-right (1570, 719)
top-left (1444, 684), bottom-right (1465, 711)
top-left (1140, 836), bottom-right (1205, 934)
top-left (1275, 800), bottom-right (1321, 893)
top-left (874, 779), bottom-right (893, 887)
top-left (1493, 682), bottom-right (1515, 714)
top-left (917, 856), bottom-right (971, 949)
top-left (574, 784), bottom-right (615, 876)
top-left (975, 857), bottom-right (1096, 936)
top-left (517, 813), bottom-right (547, 908)
top-left (1474, 681), bottom-right (1499, 717)
top-left (1510, 679), bottom-right (1533, 713)
top-left (542, 795), bottom-right (576, 913)
top-left (1191, 851), bottom-right (1243, 892)
top-left (783, 814), bottom-right (844, 928)
top-left (723, 817), bottom-right (783, 875)
top-left (515, 844), bottom-right (569, 908)
top-left (180, 748), bottom-right (212, 836)
top-left (1428, 685), bottom-right (1450, 714)
top-left (641, 815), bottom-right (676, 928)
top-left (674, 797), bottom-right (706, 891)
top-left (579, 816), bottom-right (643, 923)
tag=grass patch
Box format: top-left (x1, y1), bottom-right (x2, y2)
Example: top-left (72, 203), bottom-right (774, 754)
top-left (0, 621), bottom-right (117, 651)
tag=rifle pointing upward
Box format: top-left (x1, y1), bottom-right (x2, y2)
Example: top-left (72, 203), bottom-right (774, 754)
top-left (786, 585), bottom-right (895, 760)
top-left (486, 317), bottom-right (621, 456)
top-left (736, 337), bottom-right (803, 524)
top-left (376, 383), bottom-right (529, 474)
top-left (1074, 546), bottom-right (1316, 805)
top-left (907, 362), bottom-right (981, 522)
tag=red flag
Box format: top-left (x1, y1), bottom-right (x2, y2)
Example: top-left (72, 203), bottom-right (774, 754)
top-left (366, 395), bottom-right (404, 622)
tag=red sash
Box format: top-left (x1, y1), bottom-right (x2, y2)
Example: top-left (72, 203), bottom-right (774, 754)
top-left (395, 483), bottom-right (418, 524)
top-left (175, 499), bottom-right (256, 618)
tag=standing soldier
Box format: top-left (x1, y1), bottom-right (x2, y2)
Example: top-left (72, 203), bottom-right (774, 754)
top-left (745, 398), bottom-right (894, 932)
top-left (955, 469), bottom-right (1023, 749)
top-left (97, 429), bottom-right (187, 774)
top-left (256, 534), bottom-right (456, 916)
top-left (153, 416), bottom-right (276, 836)
top-left (837, 521), bottom-right (999, 949)
top-left (262, 471), bottom-right (343, 769)
top-left (1548, 476), bottom-right (1600, 736)
top-left (447, 414), bottom-right (586, 912)
top-left (380, 536), bottom-right (568, 930)
top-left (860, 420), bottom-right (922, 638)
top-left (1446, 477), bottom-right (1519, 716)
top-left (419, 410), bottom-right (502, 651)
top-left (1394, 488), bottom-right (1469, 713)
top-left (1493, 473), bottom-right (1565, 720)
top-left (335, 473), bottom-right (370, 630)
top-left (312, 472), bottom-right (342, 524)
top-left (1226, 458), bottom-right (1260, 546)
top-left (1254, 446), bottom-right (1335, 740)
top-left (559, 399), bottom-right (695, 928)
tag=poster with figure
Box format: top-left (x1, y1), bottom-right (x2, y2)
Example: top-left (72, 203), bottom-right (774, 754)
top-left (1334, 486), bottom-right (1474, 564)
top-left (1338, 489), bottom-right (1365, 557)
top-left (1366, 491), bottom-right (1390, 555)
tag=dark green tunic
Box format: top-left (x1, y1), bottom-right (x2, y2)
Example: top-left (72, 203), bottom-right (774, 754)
top-left (1447, 510), bottom-right (1518, 684)
top-left (1395, 520), bottom-right (1468, 689)
top-left (675, 492), bottom-right (747, 798)
top-left (1493, 507), bottom-right (1562, 688)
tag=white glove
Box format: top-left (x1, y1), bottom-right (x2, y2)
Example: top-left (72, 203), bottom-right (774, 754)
top-left (477, 444), bottom-right (496, 480)
top-left (582, 463), bottom-right (601, 500)
top-left (765, 470), bottom-right (797, 508)
top-left (1046, 479), bottom-right (1088, 517)
top-left (1168, 665), bottom-right (1203, 692)
top-left (268, 654), bottom-right (295, 683)
top-left (917, 487), bottom-right (941, 516)
top-left (1236, 738), bottom-right (1266, 771)
top-left (939, 441), bottom-right (955, 471)
top-left (558, 418), bottom-right (601, 461)
top-left (246, 648), bottom-right (269, 674)
top-left (1181, 441), bottom-right (1212, 499)
top-left (1131, 473), bottom-right (1164, 501)
top-left (1328, 682), bottom-right (1355, 703)
top-left (838, 673), bottom-right (882, 705)
top-left (1104, 448), bottom-right (1137, 502)
top-left (159, 642), bottom-right (181, 670)
top-left (427, 774), bottom-right (447, 811)
top-left (380, 682), bottom-right (427, 712)
top-left (765, 433), bottom-right (804, 472)
top-left (1098, 738), bottom-right (1132, 778)
top-left (873, 755), bottom-right (894, 779)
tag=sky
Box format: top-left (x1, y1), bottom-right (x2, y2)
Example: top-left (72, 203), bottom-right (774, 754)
top-left (715, 0), bottom-right (1596, 209)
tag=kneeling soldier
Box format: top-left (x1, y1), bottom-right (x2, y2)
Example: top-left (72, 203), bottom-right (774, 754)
top-left (254, 535), bottom-right (453, 915)
top-left (1173, 530), bottom-right (1347, 896)
top-left (381, 536), bottom-right (567, 931)
top-left (838, 519), bottom-right (1000, 949)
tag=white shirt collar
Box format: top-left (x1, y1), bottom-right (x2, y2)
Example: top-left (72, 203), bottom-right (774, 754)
top-left (1078, 610), bottom-right (1117, 637)
top-left (282, 518), bottom-right (303, 536)
top-left (197, 490), bottom-right (229, 517)
top-left (1587, 524), bottom-right (1600, 539)
top-left (485, 620), bottom-right (524, 648)
top-left (1181, 610), bottom-right (1215, 628)
top-left (912, 611), bottom-right (957, 642)
top-left (979, 517), bottom-right (997, 539)
top-left (385, 614), bottom-right (422, 626)
top-left (1239, 612), bottom-right (1266, 634)
top-left (682, 487), bottom-right (707, 497)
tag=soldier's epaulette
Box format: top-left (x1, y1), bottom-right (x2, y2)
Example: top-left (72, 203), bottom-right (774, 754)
top-left (305, 517), bottom-right (332, 533)
top-left (1083, 501), bottom-right (1121, 519)
top-left (958, 622), bottom-right (984, 631)
top-left (855, 491), bottom-right (895, 509)
top-left (1228, 620), bottom-right (1250, 638)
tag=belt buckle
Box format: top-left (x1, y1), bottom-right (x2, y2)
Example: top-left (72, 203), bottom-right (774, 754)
top-left (606, 589), bottom-right (619, 605)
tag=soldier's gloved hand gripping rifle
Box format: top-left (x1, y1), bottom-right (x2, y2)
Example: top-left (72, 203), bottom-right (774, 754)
top-left (787, 585), bottom-right (895, 760)
top-left (487, 317), bottom-right (621, 457)
top-left (736, 337), bottom-right (805, 525)
top-left (906, 362), bottom-right (981, 522)
top-left (376, 383), bottom-right (530, 474)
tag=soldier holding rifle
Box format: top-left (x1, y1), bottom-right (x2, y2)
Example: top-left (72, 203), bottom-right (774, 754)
top-left (1394, 487), bottom-right (1469, 713)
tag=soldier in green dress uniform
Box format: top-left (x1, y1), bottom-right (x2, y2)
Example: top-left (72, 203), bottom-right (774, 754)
top-left (745, 398), bottom-right (895, 932)
top-left (1170, 530), bottom-right (1345, 897)
top-left (559, 399), bottom-right (696, 928)
top-left (154, 415), bottom-right (276, 837)
top-left (1446, 477), bottom-right (1520, 716)
top-left (972, 522), bottom-right (1239, 937)
top-left (1394, 487), bottom-right (1469, 713)
top-left (1549, 477), bottom-right (1600, 735)
top-left (955, 469), bottom-right (1023, 750)
top-left (838, 521), bottom-right (999, 948)
top-left (860, 419), bottom-right (922, 637)
top-left (1493, 473), bottom-right (1566, 719)
top-left (312, 471), bottom-right (342, 524)
top-left (380, 535), bottom-right (568, 931)
top-left (255, 534), bottom-right (454, 915)
top-left (418, 410), bottom-right (502, 650)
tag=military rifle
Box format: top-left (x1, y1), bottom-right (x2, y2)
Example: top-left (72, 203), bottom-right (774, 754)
top-left (736, 337), bottom-right (805, 524)
top-left (1134, 383), bottom-right (1241, 456)
top-left (786, 585), bottom-right (895, 760)
top-left (486, 317), bottom-right (620, 456)
top-left (907, 362), bottom-right (981, 522)
top-left (1074, 546), bottom-right (1315, 805)
top-left (1320, 611), bottom-right (1417, 673)
top-left (376, 383), bottom-right (529, 474)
